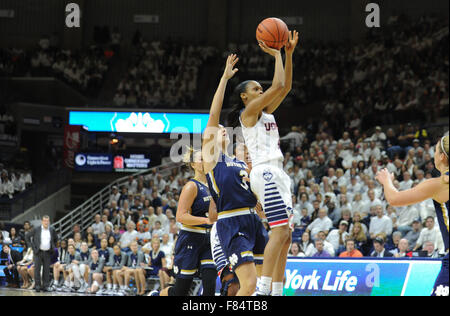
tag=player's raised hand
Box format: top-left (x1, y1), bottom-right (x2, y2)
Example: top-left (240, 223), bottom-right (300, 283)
top-left (258, 40), bottom-right (281, 57)
top-left (222, 54), bottom-right (239, 80)
top-left (285, 30), bottom-right (299, 55)
top-left (375, 168), bottom-right (395, 185)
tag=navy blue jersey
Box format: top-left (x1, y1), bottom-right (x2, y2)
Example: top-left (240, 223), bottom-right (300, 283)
top-left (113, 254), bottom-right (123, 265)
top-left (129, 253), bottom-right (139, 267)
top-left (183, 179), bottom-right (212, 231)
top-left (90, 261), bottom-right (99, 271)
top-left (98, 248), bottom-right (110, 262)
top-left (206, 153), bottom-right (257, 215)
top-left (80, 252), bottom-right (89, 262)
top-left (433, 170), bottom-right (449, 251)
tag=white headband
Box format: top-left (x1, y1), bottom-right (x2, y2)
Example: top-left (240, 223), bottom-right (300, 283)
top-left (441, 136), bottom-right (448, 159)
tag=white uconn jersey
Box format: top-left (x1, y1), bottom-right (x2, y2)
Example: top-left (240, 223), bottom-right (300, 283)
top-left (240, 111), bottom-right (284, 167)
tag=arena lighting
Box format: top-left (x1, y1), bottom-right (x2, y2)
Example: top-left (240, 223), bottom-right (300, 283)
top-left (109, 133), bottom-right (120, 145)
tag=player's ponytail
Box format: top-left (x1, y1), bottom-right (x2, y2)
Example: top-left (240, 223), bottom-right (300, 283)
top-left (440, 135), bottom-right (449, 184)
top-left (228, 81), bottom-right (251, 128)
top-left (182, 146), bottom-right (195, 169)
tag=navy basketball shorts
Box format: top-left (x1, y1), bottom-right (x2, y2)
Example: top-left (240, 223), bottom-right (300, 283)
top-left (431, 253), bottom-right (449, 296)
top-left (216, 212), bottom-right (267, 271)
top-left (250, 163), bottom-right (294, 229)
top-left (173, 230), bottom-right (215, 279)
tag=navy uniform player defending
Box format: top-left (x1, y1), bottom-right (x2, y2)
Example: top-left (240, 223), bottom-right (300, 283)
top-left (376, 135), bottom-right (449, 296)
top-left (202, 54), bottom-right (266, 296)
top-left (153, 147), bottom-right (217, 296)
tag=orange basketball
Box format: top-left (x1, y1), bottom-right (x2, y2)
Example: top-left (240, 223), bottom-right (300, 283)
top-left (256, 17), bottom-right (289, 50)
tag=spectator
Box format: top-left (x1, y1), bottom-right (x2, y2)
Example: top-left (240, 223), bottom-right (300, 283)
top-left (87, 249), bottom-right (106, 294)
top-left (288, 242), bottom-right (304, 257)
top-left (299, 232), bottom-right (315, 257)
top-left (119, 221), bottom-right (138, 251)
top-left (390, 239), bottom-right (411, 257)
top-left (339, 239), bottom-right (363, 257)
top-left (145, 237), bottom-right (169, 291)
top-left (92, 214), bottom-right (105, 237)
top-left (312, 239), bottom-right (331, 258)
top-left (422, 241), bottom-right (440, 258)
top-left (404, 218), bottom-right (422, 250)
top-left (123, 241), bottom-right (146, 295)
top-left (315, 231), bottom-right (335, 257)
top-left (370, 237), bottom-right (393, 258)
top-left (1, 243), bottom-right (22, 287)
top-left (349, 222), bottom-right (369, 255)
top-left (306, 208), bottom-right (333, 238)
top-left (369, 204), bottom-right (393, 239)
top-left (413, 216), bottom-right (445, 253)
top-left (326, 221), bottom-right (350, 253)
top-left (51, 239), bottom-right (68, 290)
top-left (16, 243), bottom-right (34, 289)
top-left (19, 221), bottom-right (33, 244)
top-left (8, 227), bottom-right (22, 246)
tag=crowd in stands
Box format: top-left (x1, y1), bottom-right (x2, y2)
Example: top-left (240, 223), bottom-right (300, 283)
top-left (0, 166), bottom-right (193, 295)
top-left (227, 15), bottom-right (448, 136)
top-left (0, 105), bottom-right (18, 147)
top-left (113, 36), bottom-right (217, 108)
top-left (282, 121), bottom-right (447, 259)
top-left (1, 33), bottom-right (113, 97)
top-left (0, 164), bottom-right (32, 200)
top-left (29, 41), bottom-right (111, 97)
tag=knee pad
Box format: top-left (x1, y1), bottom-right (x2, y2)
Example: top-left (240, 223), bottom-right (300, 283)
top-left (201, 268), bottom-right (218, 296)
top-left (168, 277), bottom-right (194, 296)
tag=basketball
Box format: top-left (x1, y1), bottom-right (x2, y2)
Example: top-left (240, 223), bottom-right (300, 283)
top-left (256, 17), bottom-right (289, 50)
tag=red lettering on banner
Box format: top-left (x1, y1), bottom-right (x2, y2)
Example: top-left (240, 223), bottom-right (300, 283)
top-left (63, 125), bottom-right (81, 168)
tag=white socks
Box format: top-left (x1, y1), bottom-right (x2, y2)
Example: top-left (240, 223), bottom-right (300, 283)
top-left (272, 282), bottom-right (283, 296)
top-left (256, 276), bottom-right (272, 295)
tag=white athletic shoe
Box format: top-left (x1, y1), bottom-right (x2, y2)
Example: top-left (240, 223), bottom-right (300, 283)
top-left (115, 289), bottom-right (125, 296)
top-left (77, 284), bottom-right (87, 293)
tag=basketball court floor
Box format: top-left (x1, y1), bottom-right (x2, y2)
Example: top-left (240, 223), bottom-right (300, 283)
top-left (0, 287), bottom-right (92, 296)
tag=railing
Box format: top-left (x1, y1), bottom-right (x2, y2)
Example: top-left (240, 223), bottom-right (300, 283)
top-left (0, 169), bottom-right (71, 221)
top-left (53, 161), bottom-right (183, 240)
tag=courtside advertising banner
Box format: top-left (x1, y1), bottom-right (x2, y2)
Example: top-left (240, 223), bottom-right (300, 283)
top-left (284, 258), bottom-right (442, 296)
top-left (74, 153), bottom-right (113, 172)
top-left (113, 153), bottom-right (151, 172)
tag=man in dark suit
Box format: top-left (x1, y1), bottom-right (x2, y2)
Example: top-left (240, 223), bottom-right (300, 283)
top-left (370, 237), bottom-right (394, 258)
top-left (1, 244), bottom-right (23, 288)
top-left (25, 215), bottom-right (58, 292)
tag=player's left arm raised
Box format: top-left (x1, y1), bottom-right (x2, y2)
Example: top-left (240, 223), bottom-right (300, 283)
top-left (376, 168), bottom-right (441, 206)
top-left (264, 30), bottom-right (299, 114)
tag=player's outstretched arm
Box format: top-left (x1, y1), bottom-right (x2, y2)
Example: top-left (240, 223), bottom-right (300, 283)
top-left (376, 168), bottom-right (440, 206)
top-left (264, 30), bottom-right (299, 114)
top-left (241, 42), bottom-right (285, 127)
top-left (205, 54), bottom-right (239, 130)
top-left (202, 54), bottom-right (238, 174)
